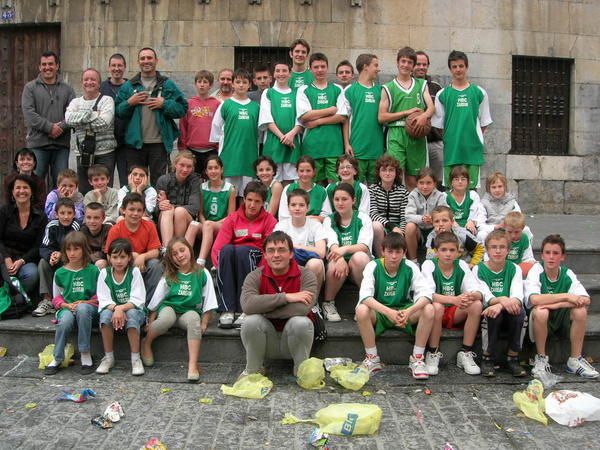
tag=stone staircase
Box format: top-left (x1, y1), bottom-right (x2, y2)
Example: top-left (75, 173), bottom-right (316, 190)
top-left (0, 215), bottom-right (598, 367)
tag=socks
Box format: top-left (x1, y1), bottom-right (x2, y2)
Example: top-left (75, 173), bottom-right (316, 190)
top-left (413, 345), bottom-right (425, 358)
top-left (197, 258), bottom-right (206, 266)
top-left (81, 352), bottom-right (92, 366)
top-left (365, 346), bottom-right (378, 358)
top-left (48, 358), bottom-right (59, 368)
top-left (131, 352), bottom-right (141, 362)
top-left (105, 351), bottom-right (114, 360)
top-left (427, 346), bottom-right (439, 354)
top-left (462, 344), bottom-right (473, 353)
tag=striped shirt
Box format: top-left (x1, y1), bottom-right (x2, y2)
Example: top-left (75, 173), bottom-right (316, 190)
top-left (368, 182), bottom-right (409, 232)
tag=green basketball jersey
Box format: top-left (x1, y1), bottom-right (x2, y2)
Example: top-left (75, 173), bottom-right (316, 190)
top-left (540, 265), bottom-right (572, 295)
top-left (431, 259), bottom-right (466, 298)
top-left (446, 191), bottom-right (473, 227)
top-left (300, 83), bottom-right (344, 159)
top-left (159, 270), bottom-right (207, 314)
top-left (382, 77), bottom-right (426, 127)
top-left (104, 267), bottom-right (134, 306)
top-left (436, 84), bottom-right (486, 165)
top-left (326, 180), bottom-right (363, 210)
top-left (507, 234), bottom-right (530, 264)
top-left (372, 258), bottom-right (414, 309)
top-left (220, 99), bottom-right (260, 177)
top-left (344, 83), bottom-right (384, 160)
top-left (54, 264), bottom-right (100, 304)
top-left (289, 69), bottom-right (314, 90)
top-left (287, 182), bottom-right (328, 216)
top-left (328, 210), bottom-right (364, 260)
top-left (263, 88), bottom-right (301, 164)
top-left (202, 181), bottom-right (232, 221)
top-left (477, 262), bottom-right (517, 297)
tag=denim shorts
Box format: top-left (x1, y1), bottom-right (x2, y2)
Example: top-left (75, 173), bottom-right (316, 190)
top-left (99, 307), bottom-right (146, 331)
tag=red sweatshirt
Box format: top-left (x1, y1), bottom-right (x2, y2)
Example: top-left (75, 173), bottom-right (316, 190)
top-left (211, 204), bottom-right (277, 266)
top-left (178, 96), bottom-right (220, 151)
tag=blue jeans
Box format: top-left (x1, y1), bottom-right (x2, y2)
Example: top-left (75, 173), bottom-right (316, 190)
top-left (17, 262), bottom-right (39, 296)
top-left (99, 308), bottom-right (146, 332)
top-left (53, 303), bottom-right (98, 363)
top-left (32, 147), bottom-right (70, 189)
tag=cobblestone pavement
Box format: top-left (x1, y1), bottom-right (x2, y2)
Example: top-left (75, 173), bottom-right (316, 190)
top-left (0, 356), bottom-right (599, 449)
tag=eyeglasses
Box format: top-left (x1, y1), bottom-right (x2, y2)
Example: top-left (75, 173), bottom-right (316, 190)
top-left (265, 247), bottom-right (290, 256)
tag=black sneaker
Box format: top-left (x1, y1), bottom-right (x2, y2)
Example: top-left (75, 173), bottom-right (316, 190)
top-left (44, 364), bottom-right (60, 376)
top-left (481, 356), bottom-right (495, 377)
top-left (80, 364), bottom-right (95, 375)
top-left (506, 357), bottom-right (527, 377)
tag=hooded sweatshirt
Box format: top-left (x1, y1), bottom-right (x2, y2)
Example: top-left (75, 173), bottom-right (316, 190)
top-left (480, 192), bottom-right (520, 225)
top-left (405, 188), bottom-right (448, 229)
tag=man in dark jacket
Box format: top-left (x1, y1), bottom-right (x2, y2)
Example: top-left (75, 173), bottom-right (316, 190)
top-left (115, 47), bottom-right (188, 185)
top-left (240, 231), bottom-right (317, 377)
top-left (21, 51), bottom-right (76, 188)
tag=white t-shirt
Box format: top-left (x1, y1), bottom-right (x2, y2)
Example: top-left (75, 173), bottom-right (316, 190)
top-left (274, 218), bottom-right (325, 247)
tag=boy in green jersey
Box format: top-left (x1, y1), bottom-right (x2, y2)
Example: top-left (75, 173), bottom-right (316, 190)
top-left (288, 39), bottom-right (314, 90)
top-left (210, 69), bottom-right (260, 194)
top-left (421, 232), bottom-right (483, 376)
top-left (356, 232), bottom-right (434, 379)
top-left (379, 46), bottom-right (434, 191)
top-left (472, 230), bottom-right (526, 378)
top-left (259, 61), bottom-right (303, 182)
top-left (297, 53), bottom-right (347, 183)
top-left (343, 54), bottom-right (385, 184)
top-left (432, 51), bottom-right (492, 189)
top-left (502, 212), bottom-right (535, 276)
top-left (526, 234), bottom-right (598, 379)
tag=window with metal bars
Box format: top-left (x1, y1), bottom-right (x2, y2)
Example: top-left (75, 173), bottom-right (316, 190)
top-left (234, 46), bottom-right (290, 89)
top-left (511, 55), bottom-right (573, 155)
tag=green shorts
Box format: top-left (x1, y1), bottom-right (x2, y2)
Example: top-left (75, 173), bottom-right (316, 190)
top-left (314, 157), bottom-right (338, 182)
top-left (357, 159), bottom-right (378, 184)
top-left (386, 127), bottom-right (427, 176)
top-left (375, 305), bottom-right (415, 336)
top-left (443, 164), bottom-right (481, 190)
top-left (548, 308), bottom-right (572, 338)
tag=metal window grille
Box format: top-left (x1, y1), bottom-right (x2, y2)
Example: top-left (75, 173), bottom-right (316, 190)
top-left (511, 55), bottom-right (573, 155)
top-left (234, 46), bottom-right (291, 89)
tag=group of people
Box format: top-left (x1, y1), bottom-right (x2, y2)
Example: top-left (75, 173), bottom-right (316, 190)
top-left (0, 39), bottom-right (594, 383)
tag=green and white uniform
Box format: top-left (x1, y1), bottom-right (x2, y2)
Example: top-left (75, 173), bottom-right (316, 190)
top-left (201, 181), bottom-right (232, 222)
top-left (97, 266), bottom-right (146, 311)
top-left (323, 210), bottom-right (373, 259)
top-left (326, 180), bottom-right (370, 215)
top-left (147, 269), bottom-right (219, 315)
top-left (53, 264), bottom-right (100, 319)
top-left (472, 262), bottom-right (523, 308)
top-left (382, 77), bottom-right (428, 176)
top-left (289, 69), bottom-right (314, 90)
top-left (507, 234), bottom-right (534, 264)
top-left (421, 258), bottom-right (480, 305)
top-left (210, 98), bottom-right (260, 177)
top-left (278, 182), bottom-right (332, 220)
top-left (359, 258), bottom-right (432, 335)
top-left (446, 190), bottom-right (482, 228)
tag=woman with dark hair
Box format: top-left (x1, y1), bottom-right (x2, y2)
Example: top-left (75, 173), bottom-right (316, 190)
top-left (3, 148), bottom-right (46, 210)
top-left (0, 174), bottom-right (47, 297)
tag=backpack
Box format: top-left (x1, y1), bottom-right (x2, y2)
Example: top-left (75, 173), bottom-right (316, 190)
top-left (0, 263), bottom-right (30, 320)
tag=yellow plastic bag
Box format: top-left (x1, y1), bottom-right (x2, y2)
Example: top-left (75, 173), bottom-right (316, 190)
top-left (281, 403), bottom-right (382, 436)
top-left (297, 357), bottom-right (325, 390)
top-left (513, 379), bottom-right (548, 425)
top-left (330, 363), bottom-right (369, 391)
top-left (221, 373), bottom-right (273, 399)
top-left (38, 343), bottom-right (75, 369)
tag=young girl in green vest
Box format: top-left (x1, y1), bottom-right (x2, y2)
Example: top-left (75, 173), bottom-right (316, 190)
top-left (185, 155), bottom-right (236, 268)
top-left (96, 238), bottom-right (147, 376)
top-left (143, 238), bottom-right (218, 382)
top-left (278, 155), bottom-right (331, 222)
top-left (322, 183), bottom-right (373, 322)
top-left (445, 165), bottom-right (483, 236)
top-left (44, 231), bottom-right (100, 376)
top-left (254, 156), bottom-right (283, 217)
top-left (326, 154), bottom-right (370, 215)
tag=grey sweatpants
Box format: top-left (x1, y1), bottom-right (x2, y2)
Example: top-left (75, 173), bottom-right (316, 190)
top-left (149, 306), bottom-right (202, 341)
top-left (241, 314), bottom-right (314, 375)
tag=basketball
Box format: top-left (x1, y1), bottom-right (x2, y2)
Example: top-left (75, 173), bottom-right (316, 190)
top-left (405, 111), bottom-right (431, 139)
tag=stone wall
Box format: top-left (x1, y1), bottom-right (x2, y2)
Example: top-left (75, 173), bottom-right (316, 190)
top-left (8, 0), bottom-right (600, 213)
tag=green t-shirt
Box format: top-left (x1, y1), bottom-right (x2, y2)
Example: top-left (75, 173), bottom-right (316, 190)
top-left (54, 264), bottom-right (100, 304)
top-left (202, 181), bottom-right (232, 221)
top-left (477, 262), bottom-right (516, 297)
top-left (436, 84), bottom-right (486, 165)
top-left (328, 210), bottom-right (364, 260)
top-left (326, 180), bottom-right (363, 210)
top-left (507, 234), bottom-right (530, 264)
top-left (289, 69), bottom-right (314, 90)
top-left (382, 77), bottom-right (426, 127)
top-left (287, 182), bottom-right (328, 216)
top-left (263, 88), bottom-right (301, 164)
top-left (300, 83), bottom-right (344, 159)
top-left (446, 191), bottom-right (472, 227)
top-left (372, 258), bottom-right (414, 309)
top-left (540, 265), bottom-right (572, 295)
top-left (103, 266), bottom-right (134, 306)
top-left (159, 270), bottom-right (207, 314)
top-left (344, 83), bottom-right (384, 160)
top-left (431, 259), bottom-right (466, 299)
top-left (220, 99), bottom-right (260, 177)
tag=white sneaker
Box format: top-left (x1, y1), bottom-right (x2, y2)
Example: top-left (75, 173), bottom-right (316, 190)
top-left (457, 351), bottom-right (481, 375)
top-left (233, 313), bottom-right (246, 328)
top-left (531, 354), bottom-right (552, 379)
top-left (95, 356), bottom-right (115, 374)
top-left (567, 356), bottom-right (599, 379)
top-left (361, 355), bottom-right (382, 376)
top-left (425, 351), bottom-right (443, 375)
top-left (131, 358), bottom-right (145, 376)
top-left (322, 302), bottom-right (341, 322)
top-left (219, 312), bottom-right (235, 329)
top-left (409, 355), bottom-right (429, 380)
top-left (32, 299), bottom-right (54, 317)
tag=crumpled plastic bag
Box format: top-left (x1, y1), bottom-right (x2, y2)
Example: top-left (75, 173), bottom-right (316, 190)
top-left (140, 437), bottom-right (167, 450)
top-left (297, 357), bottom-right (325, 390)
top-left (330, 363), bottom-right (369, 391)
top-left (281, 403), bottom-right (382, 436)
top-left (545, 390), bottom-right (600, 427)
top-left (221, 373), bottom-right (273, 399)
top-left (38, 343), bottom-right (74, 369)
top-left (513, 379), bottom-right (548, 425)
top-left (56, 388), bottom-right (96, 403)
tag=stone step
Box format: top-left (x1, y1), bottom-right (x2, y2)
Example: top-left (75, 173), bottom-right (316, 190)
top-left (1, 312), bottom-right (599, 366)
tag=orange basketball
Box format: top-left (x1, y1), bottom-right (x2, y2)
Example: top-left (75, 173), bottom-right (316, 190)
top-left (405, 111), bottom-right (431, 139)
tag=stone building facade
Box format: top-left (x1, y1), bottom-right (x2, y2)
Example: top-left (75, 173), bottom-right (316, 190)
top-left (3, 0), bottom-right (599, 213)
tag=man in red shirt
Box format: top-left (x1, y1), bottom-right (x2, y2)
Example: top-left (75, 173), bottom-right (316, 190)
top-left (212, 181), bottom-right (277, 329)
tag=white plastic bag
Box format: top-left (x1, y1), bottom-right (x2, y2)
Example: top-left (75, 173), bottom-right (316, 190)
top-left (545, 390), bottom-right (600, 427)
